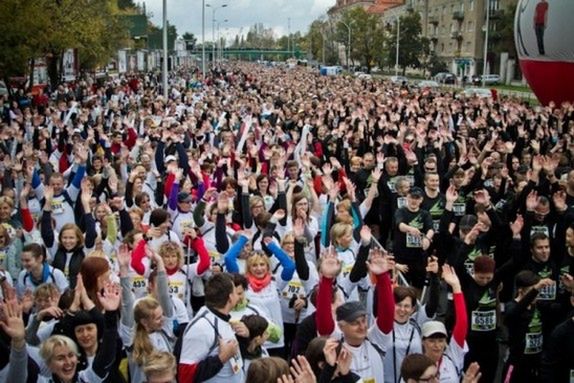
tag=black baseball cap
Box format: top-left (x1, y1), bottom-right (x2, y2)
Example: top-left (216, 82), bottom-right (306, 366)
top-left (336, 301), bottom-right (367, 322)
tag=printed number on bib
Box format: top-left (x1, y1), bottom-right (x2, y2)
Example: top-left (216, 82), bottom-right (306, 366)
top-left (52, 200), bottom-right (65, 215)
top-left (524, 332), bottom-right (543, 354)
top-left (471, 310), bottom-right (496, 331)
top-left (406, 233), bottom-right (422, 248)
top-left (283, 280), bottom-right (302, 299)
top-left (397, 197), bottom-right (407, 209)
top-left (452, 203), bottom-right (466, 216)
top-left (132, 276), bottom-right (146, 290)
top-left (229, 352), bottom-right (243, 375)
top-left (537, 283), bottom-right (556, 301)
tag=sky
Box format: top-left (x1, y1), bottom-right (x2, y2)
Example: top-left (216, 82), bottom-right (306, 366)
top-left (144, 0), bottom-right (335, 44)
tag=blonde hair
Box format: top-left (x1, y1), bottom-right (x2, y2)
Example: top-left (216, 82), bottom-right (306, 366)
top-left (282, 233), bottom-right (295, 247)
top-left (143, 351), bottom-right (176, 379)
top-left (133, 297), bottom-right (161, 366)
top-left (330, 223), bottom-right (353, 246)
top-left (0, 196), bottom-right (14, 209)
top-left (40, 335), bottom-right (79, 364)
top-left (158, 241), bottom-right (183, 268)
top-left (249, 195), bottom-right (265, 210)
top-left (33, 283), bottom-right (60, 301)
top-left (246, 252), bottom-right (270, 277)
top-left (87, 249), bottom-right (107, 258)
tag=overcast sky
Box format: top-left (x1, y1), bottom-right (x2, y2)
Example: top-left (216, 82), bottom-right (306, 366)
top-left (144, 0), bottom-right (335, 43)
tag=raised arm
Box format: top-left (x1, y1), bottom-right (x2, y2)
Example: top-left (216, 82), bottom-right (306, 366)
top-left (316, 250), bottom-right (341, 336)
top-left (442, 265), bottom-right (467, 347)
top-left (223, 234), bottom-right (248, 273)
top-left (264, 237), bottom-right (295, 281)
top-left (368, 250), bottom-right (395, 334)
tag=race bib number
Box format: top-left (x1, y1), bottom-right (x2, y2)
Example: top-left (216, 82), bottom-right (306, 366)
top-left (406, 233), bottom-right (422, 248)
top-left (283, 280), bottom-right (303, 299)
top-left (537, 283), bottom-right (556, 301)
top-left (471, 310), bottom-right (496, 332)
top-left (433, 220), bottom-right (440, 233)
top-left (169, 281), bottom-right (184, 299)
top-left (229, 352), bottom-right (243, 374)
top-left (132, 276), bottom-right (147, 290)
top-left (524, 332), bottom-right (543, 354)
top-left (531, 226), bottom-right (549, 237)
top-left (452, 203), bottom-right (466, 216)
top-left (342, 264), bottom-right (353, 278)
top-left (397, 197), bottom-right (407, 209)
top-left (52, 200), bottom-right (65, 215)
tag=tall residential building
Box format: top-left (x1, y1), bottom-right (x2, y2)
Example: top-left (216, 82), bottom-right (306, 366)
top-left (328, 0), bottom-right (513, 77)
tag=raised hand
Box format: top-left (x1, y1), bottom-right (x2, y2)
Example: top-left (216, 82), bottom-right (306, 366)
top-left (289, 355), bottom-right (316, 383)
top-left (0, 300), bottom-right (25, 344)
top-left (426, 255), bottom-right (439, 274)
top-left (319, 248), bottom-right (341, 279)
top-left (462, 362), bottom-right (482, 383)
top-left (552, 190), bottom-right (567, 212)
top-left (367, 249), bottom-right (395, 275)
top-left (322, 337), bottom-right (339, 366)
top-left (97, 282), bottom-right (121, 312)
top-left (44, 185), bottom-right (54, 202)
top-left (446, 185), bottom-right (458, 203)
top-left (359, 225), bottom-right (372, 244)
top-left (117, 244), bottom-right (131, 270)
top-left (525, 190), bottom-right (539, 212)
top-left (441, 264), bottom-right (461, 292)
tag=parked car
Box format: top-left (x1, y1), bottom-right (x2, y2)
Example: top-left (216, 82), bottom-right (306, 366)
top-left (459, 88), bottom-right (493, 99)
top-left (417, 80), bottom-right (440, 89)
top-left (389, 75), bottom-right (409, 85)
top-left (434, 72), bottom-right (456, 84)
top-left (480, 74), bottom-right (501, 85)
top-left (356, 73), bottom-right (372, 80)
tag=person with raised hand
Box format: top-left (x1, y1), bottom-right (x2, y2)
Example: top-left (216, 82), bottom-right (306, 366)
top-left (36, 279), bottom-right (120, 383)
top-left (0, 299), bottom-right (29, 383)
top-left (420, 265), bottom-right (468, 383)
top-left (315, 247), bottom-right (395, 381)
top-left (119, 242), bottom-right (175, 383)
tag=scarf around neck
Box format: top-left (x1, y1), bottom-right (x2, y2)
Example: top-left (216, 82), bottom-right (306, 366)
top-left (247, 273), bottom-right (272, 293)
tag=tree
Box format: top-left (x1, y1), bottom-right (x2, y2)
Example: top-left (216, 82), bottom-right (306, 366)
top-left (0, 0), bottom-right (128, 89)
top-left (385, 9), bottom-right (429, 75)
top-left (303, 19), bottom-right (337, 65)
top-left (182, 32), bottom-right (197, 50)
top-left (338, 8), bottom-right (385, 71)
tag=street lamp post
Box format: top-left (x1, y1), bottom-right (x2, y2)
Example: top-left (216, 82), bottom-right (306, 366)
top-left (202, 0), bottom-right (206, 75)
top-left (206, 3), bottom-right (228, 66)
top-left (482, 0), bottom-right (491, 87)
top-left (395, 17), bottom-right (400, 76)
top-left (340, 21), bottom-right (351, 69)
top-left (162, 0), bottom-right (167, 99)
top-left (217, 19), bottom-right (228, 63)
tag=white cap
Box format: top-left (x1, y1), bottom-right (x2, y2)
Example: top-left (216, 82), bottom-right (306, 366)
top-left (164, 155), bottom-right (177, 163)
top-left (421, 321), bottom-right (447, 338)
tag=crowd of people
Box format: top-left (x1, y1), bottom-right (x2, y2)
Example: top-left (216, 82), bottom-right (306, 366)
top-left (0, 61), bottom-right (572, 383)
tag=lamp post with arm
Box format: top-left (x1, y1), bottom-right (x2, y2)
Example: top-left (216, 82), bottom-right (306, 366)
top-left (339, 20), bottom-right (352, 70)
top-left (206, 3), bottom-right (228, 66)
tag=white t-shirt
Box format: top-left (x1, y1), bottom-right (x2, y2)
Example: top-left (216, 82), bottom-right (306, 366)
top-left (246, 279), bottom-right (287, 349)
top-left (179, 306), bottom-right (244, 383)
top-left (437, 339), bottom-right (468, 383)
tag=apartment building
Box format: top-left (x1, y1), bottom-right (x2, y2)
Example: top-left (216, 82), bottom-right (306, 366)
top-left (329, 0), bottom-right (512, 77)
